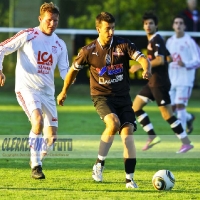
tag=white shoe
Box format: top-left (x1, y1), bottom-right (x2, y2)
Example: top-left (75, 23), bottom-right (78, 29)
top-left (126, 180), bottom-right (138, 188)
top-left (92, 163), bottom-right (104, 182)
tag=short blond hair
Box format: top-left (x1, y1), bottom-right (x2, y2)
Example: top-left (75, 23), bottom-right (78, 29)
top-left (40, 2), bottom-right (60, 16)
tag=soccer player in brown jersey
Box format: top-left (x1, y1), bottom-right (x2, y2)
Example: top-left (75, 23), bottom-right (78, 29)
top-left (130, 11), bottom-right (194, 153)
top-left (57, 12), bottom-right (151, 188)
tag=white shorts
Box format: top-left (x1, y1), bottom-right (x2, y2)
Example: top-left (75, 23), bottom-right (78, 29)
top-left (16, 89), bottom-right (58, 127)
top-left (169, 86), bottom-right (192, 106)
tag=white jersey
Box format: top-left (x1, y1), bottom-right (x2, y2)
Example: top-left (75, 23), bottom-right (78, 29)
top-left (0, 27), bottom-right (69, 95)
top-left (166, 33), bottom-right (200, 87)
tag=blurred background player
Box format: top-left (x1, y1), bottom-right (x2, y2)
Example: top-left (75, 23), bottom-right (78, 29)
top-left (166, 15), bottom-right (200, 134)
top-left (57, 12), bottom-right (151, 188)
top-left (179, 0), bottom-right (200, 88)
top-left (180, 0), bottom-right (200, 39)
top-left (0, 2), bottom-right (69, 179)
top-left (130, 11), bottom-right (194, 153)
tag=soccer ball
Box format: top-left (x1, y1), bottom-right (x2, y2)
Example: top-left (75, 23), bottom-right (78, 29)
top-left (152, 170), bottom-right (175, 190)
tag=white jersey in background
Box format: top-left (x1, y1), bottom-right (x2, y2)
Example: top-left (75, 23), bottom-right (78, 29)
top-left (0, 27), bottom-right (69, 95)
top-left (166, 33), bottom-right (200, 87)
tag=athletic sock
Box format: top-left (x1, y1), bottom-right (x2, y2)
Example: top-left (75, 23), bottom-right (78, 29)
top-left (40, 137), bottom-right (56, 161)
top-left (29, 131), bottom-right (43, 168)
top-left (186, 112), bottom-right (192, 121)
top-left (40, 144), bottom-right (54, 161)
top-left (177, 108), bottom-right (187, 131)
top-left (95, 158), bottom-right (105, 166)
top-left (167, 116), bottom-right (191, 144)
top-left (135, 110), bottom-right (156, 139)
top-left (124, 158), bottom-right (136, 183)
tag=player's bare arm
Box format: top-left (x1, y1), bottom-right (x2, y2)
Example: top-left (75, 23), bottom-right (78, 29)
top-left (137, 56), bottom-right (152, 79)
top-left (150, 55), bottom-right (164, 67)
top-left (57, 67), bottom-right (79, 106)
top-left (0, 70), bottom-right (6, 87)
top-left (129, 64), bottom-right (142, 74)
top-left (167, 55), bottom-right (172, 63)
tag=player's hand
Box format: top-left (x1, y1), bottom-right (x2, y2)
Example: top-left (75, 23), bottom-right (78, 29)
top-left (129, 65), bottom-right (142, 74)
top-left (0, 70), bottom-right (6, 87)
top-left (177, 60), bottom-right (185, 67)
top-left (142, 69), bottom-right (152, 80)
top-left (57, 91), bottom-right (67, 106)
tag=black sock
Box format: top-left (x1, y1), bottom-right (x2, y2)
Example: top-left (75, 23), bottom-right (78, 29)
top-left (135, 110), bottom-right (156, 138)
top-left (124, 158), bottom-right (136, 183)
top-left (167, 116), bottom-right (183, 133)
top-left (167, 116), bottom-right (191, 144)
top-left (95, 158), bottom-right (105, 166)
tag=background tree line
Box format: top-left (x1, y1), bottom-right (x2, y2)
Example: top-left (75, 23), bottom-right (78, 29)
top-left (0, 0), bottom-right (199, 75)
top-left (0, 0), bottom-right (199, 30)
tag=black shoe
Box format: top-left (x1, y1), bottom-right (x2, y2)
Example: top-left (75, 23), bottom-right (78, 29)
top-left (186, 114), bottom-right (195, 134)
top-left (31, 165), bottom-right (45, 179)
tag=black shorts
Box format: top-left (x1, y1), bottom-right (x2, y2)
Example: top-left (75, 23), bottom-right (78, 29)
top-left (138, 84), bottom-right (171, 106)
top-left (91, 94), bottom-right (137, 131)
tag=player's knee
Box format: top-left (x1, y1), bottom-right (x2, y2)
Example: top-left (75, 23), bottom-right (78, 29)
top-left (31, 118), bottom-right (44, 134)
top-left (104, 114), bottom-right (120, 133)
top-left (108, 121), bottom-right (120, 133)
top-left (161, 112), bottom-right (170, 121)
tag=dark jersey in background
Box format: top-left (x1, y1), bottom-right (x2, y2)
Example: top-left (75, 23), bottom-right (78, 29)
top-left (147, 34), bottom-right (171, 87)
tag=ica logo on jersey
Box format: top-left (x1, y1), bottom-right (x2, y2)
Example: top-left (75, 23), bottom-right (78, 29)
top-left (37, 51), bottom-right (53, 74)
top-left (172, 53), bottom-right (182, 62)
top-left (37, 51), bottom-right (53, 65)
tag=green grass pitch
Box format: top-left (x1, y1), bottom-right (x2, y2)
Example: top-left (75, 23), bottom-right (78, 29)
top-left (0, 84), bottom-right (199, 200)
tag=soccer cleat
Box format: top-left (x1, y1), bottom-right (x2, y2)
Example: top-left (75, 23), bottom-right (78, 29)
top-left (31, 165), bottom-right (45, 179)
top-left (142, 136), bottom-right (161, 151)
top-left (176, 143), bottom-right (194, 153)
top-left (186, 114), bottom-right (195, 134)
top-left (92, 163), bottom-right (104, 182)
top-left (126, 180), bottom-right (138, 188)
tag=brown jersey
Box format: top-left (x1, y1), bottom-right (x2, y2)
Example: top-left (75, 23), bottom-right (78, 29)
top-left (73, 36), bottom-right (144, 96)
top-left (147, 34), bottom-right (171, 87)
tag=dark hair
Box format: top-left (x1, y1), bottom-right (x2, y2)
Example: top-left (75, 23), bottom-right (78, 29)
top-left (172, 14), bottom-right (186, 24)
top-left (40, 2), bottom-right (60, 16)
top-left (142, 11), bottom-right (158, 25)
top-left (95, 12), bottom-right (115, 28)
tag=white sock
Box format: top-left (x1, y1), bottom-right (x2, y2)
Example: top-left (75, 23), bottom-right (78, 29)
top-left (41, 143), bottom-right (54, 161)
top-left (126, 173), bottom-right (134, 180)
top-left (186, 112), bottom-right (192, 121)
top-left (29, 131), bottom-right (43, 168)
top-left (176, 131), bottom-right (187, 139)
top-left (177, 108), bottom-right (187, 131)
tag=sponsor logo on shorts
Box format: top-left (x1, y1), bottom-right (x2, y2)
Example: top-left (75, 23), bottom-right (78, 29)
top-left (52, 117), bottom-right (58, 122)
top-left (160, 100), bottom-right (165, 104)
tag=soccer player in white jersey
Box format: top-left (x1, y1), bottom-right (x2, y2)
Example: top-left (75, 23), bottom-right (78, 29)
top-left (0, 2), bottom-right (69, 179)
top-left (166, 15), bottom-right (200, 134)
